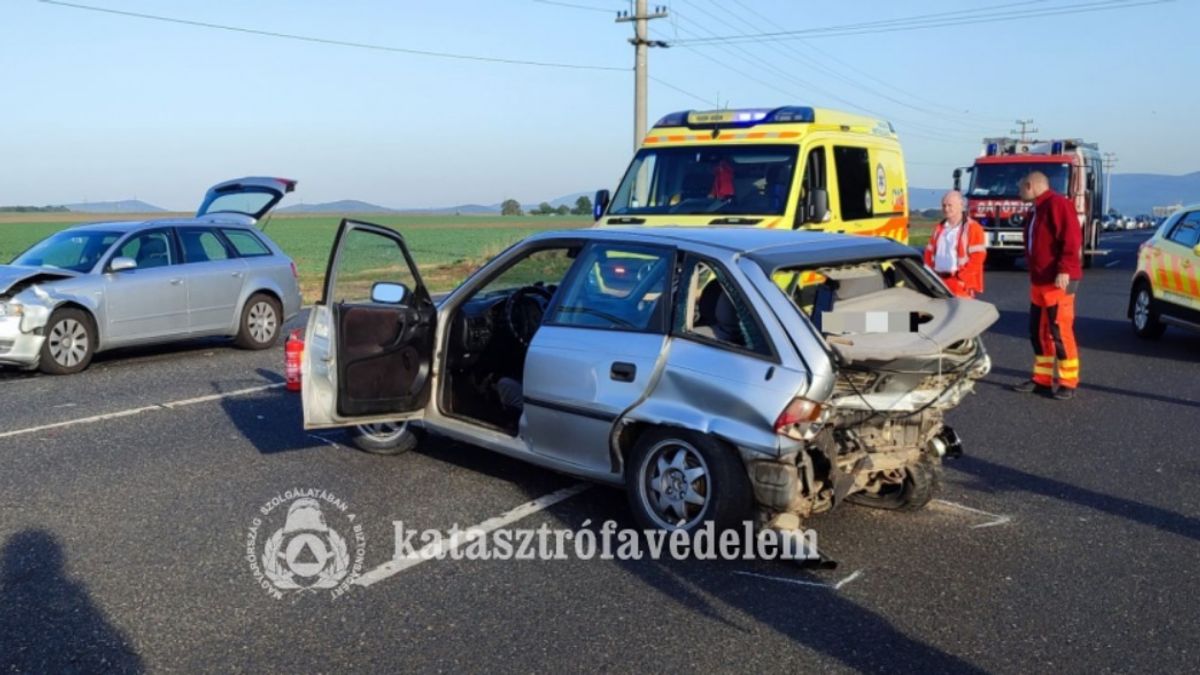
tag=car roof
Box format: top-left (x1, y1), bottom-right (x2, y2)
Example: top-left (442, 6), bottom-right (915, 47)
top-left (528, 226), bottom-right (918, 269)
top-left (64, 217), bottom-right (259, 234)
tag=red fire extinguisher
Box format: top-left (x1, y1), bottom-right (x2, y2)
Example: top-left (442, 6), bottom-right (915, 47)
top-left (285, 330), bottom-right (304, 392)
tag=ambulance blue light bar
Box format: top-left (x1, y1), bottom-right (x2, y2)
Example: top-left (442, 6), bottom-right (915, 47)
top-left (654, 106), bottom-right (816, 129)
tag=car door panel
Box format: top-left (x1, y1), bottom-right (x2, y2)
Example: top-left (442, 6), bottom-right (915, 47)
top-left (301, 219), bottom-right (435, 430)
top-left (522, 242), bottom-right (674, 473)
top-left (337, 303), bottom-right (432, 416)
top-left (103, 229), bottom-right (188, 343)
top-left (523, 326), bottom-right (666, 472)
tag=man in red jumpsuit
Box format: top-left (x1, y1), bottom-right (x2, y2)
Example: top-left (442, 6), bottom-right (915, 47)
top-left (1011, 171), bottom-right (1082, 400)
top-left (923, 190), bottom-right (987, 297)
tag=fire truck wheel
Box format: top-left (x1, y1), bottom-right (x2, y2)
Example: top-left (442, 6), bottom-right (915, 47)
top-left (349, 422), bottom-right (420, 455)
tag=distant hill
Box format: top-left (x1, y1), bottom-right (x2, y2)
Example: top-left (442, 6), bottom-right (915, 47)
top-left (64, 200), bottom-right (166, 213)
top-left (278, 200), bottom-right (397, 214)
top-left (1109, 172), bottom-right (1200, 215)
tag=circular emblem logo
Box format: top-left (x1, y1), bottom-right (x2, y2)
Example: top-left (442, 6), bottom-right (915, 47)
top-left (875, 163), bottom-right (887, 198)
top-left (1010, 213), bottom-right (1025, 226)
top-left (246, 489), bottom-right (365, 600)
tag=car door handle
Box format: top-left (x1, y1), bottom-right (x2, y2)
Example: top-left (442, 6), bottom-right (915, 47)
top-left (232, 271), bottom-right (244, 278)
top-left (169, 278), bottom-right (183, 286)
top-left (610, 362), bottom-right (636, 382)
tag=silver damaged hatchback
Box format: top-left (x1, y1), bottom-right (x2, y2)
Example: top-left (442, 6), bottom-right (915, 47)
top-left (303, 221), bottom-right (997, 535)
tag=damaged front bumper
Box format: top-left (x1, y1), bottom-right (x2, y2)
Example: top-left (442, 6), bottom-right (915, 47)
top-left (0, 307), bottom-right (49, 368)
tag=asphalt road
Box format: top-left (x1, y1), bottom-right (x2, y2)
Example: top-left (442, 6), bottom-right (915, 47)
top-left (2, 229), bottom-right (1197, 673)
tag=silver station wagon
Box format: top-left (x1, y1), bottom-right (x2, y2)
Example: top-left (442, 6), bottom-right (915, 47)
top-left (0, 177), bottom-right (302, 374)
top-left (303, 221), bottom-right (997, 534)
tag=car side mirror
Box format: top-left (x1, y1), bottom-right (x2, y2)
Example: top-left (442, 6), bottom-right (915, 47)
top-left (804, 188), bottom-right (830, 224)
top-left (109, 256), bottom-right (137, 273)
top-left (593, 189), bottom-right (610, 220)
top-left (371, 282), bottom-right (409, 305)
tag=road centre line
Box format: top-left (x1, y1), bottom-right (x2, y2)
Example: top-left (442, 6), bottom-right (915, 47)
top-left (353, 483), bottom-right (592, 588)
top-left (0, 383), bottom-right (286, 439)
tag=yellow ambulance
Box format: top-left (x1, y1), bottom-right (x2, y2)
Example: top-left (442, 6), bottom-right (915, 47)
top-left (1130, 205), bottom-right (1200, 338)
top-left (594, 106), bottom-right (910, 244)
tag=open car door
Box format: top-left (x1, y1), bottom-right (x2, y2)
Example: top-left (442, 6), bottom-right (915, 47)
top-left (302, 219), bottom-right (436, 429)
top-left (196, 176), bottom-right (297, 223)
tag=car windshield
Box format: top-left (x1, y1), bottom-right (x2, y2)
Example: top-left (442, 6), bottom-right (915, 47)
top-left (968, 163), bottom-right (1070, 198)
top-left (11, 229), bottom-right (122, 272)
top-left (609, 145), bottom-right (798, 217)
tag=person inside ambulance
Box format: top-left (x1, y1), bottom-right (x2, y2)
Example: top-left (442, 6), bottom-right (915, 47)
top-left (923, 190), bottom-right (987, 297)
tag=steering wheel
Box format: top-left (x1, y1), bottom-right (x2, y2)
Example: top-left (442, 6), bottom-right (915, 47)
top-left (504, 285), bottom-right (554, 346)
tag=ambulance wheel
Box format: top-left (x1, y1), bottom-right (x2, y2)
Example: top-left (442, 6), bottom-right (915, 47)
top-left (1131, 282), bottom-right (1166, 339)
top-left (847, 454), bottom-right (941, 512)
top-left (349, 422), bottom-right (419, 455)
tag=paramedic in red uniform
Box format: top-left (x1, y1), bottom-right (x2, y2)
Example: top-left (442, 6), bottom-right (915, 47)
top-left (1011, 171), bottom-right (1082, 400)
top-left (924, 190), bottom-right (987, 297)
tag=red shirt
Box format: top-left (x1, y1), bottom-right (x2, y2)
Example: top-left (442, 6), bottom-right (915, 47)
top-left (1024, 190), bottom-right (1082, 285)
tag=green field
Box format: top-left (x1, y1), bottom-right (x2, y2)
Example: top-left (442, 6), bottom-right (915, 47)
top-left (0, 213), bottom-right (933, 303)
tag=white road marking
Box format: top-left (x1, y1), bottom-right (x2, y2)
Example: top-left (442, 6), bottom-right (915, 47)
top-left (353, 483), bottom-right (592, 588)
top-left (931, 499), bottom-right (1013, 529)
top-left (732, 569), bottom-right (864, 591)
top-left (0, 383), bottom-right (286, 439)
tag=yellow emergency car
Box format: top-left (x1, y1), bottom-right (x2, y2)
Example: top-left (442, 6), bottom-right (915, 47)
top-left (1130, 205), bottom-right (1200, 338)
top-left (594, 106), bottom-right (910, 244)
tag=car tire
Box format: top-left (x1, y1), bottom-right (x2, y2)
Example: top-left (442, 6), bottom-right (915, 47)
top-left (234, 293), bottom-right (283, 350)
top-left (1131, 282), bottom-right (1166, 339)
top-left (625, 428), bottom-right (752, 534)
top-left (348, 422), bottom-right (420, 455)
top-left (846, 454), bottom-right (941, 512)
top-left (38, 308), bottom-right (97, 375)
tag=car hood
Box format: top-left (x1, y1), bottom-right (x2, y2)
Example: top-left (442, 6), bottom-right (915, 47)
top-left (0, 265), bottom-right (80, 296)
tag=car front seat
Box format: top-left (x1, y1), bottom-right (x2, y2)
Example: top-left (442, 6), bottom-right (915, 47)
top-left (136, 238), bottom-right (169, 269)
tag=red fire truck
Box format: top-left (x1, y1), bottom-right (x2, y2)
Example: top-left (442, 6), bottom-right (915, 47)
top-left (953, 137), bottom-right (1105, 268)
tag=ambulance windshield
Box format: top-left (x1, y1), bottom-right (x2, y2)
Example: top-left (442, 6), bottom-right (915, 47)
top-left (609, 145), bottom-right (798, 217)
top-left (969, 163), bottom-right (1070, 199)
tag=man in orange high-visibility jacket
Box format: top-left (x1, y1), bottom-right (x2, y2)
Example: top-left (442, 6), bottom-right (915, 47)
top-left (1010, 171), bottom-right (1083, 401)
top-left (923, 190), bottom-right (987, 297)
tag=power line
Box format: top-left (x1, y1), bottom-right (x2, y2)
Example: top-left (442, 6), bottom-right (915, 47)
top-left (716, 0), bottom-right (1013, 125)
top-left (38, 0), bottom-right (629, 72)
top-left (649, 75), bottom-right (718, 107)
top-left (531, 0), bottom-right (623, 14)
top-left (680, 0), bottom-right (999, 133)
top-left (652, 15), bottom-right (980, 142)
top-left (672, 0), bottom-right (1173, 44)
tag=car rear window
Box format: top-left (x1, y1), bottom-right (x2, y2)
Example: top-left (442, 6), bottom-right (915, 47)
top-left (221, 229), bottom-right (271, 257)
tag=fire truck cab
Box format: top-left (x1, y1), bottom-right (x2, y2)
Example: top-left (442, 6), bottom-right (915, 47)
top-left (594, 106), bottom-right (910, 244)
top-left (954, 138), bottom-right (1105, 268)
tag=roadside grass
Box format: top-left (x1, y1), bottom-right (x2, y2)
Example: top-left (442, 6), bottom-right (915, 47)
top-left (1, 212), bottom-right (937, 302)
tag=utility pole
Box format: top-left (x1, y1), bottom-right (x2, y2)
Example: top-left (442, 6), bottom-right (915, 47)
top-left (1103, 152), bottom-right (1118, 215)
top-left (1011, 119), bottom-right (1038, 143)
top-left (617, 2), bottom-right (669, 151)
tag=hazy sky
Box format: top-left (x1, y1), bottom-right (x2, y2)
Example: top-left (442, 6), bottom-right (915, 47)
top-left (1, 0), bottom-right (1195, 209)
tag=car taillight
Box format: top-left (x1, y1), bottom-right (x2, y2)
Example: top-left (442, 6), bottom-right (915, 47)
top-left (290, 261), bottom-right (298, 279)
top-left (774, 398), bottom-right (824, 441)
